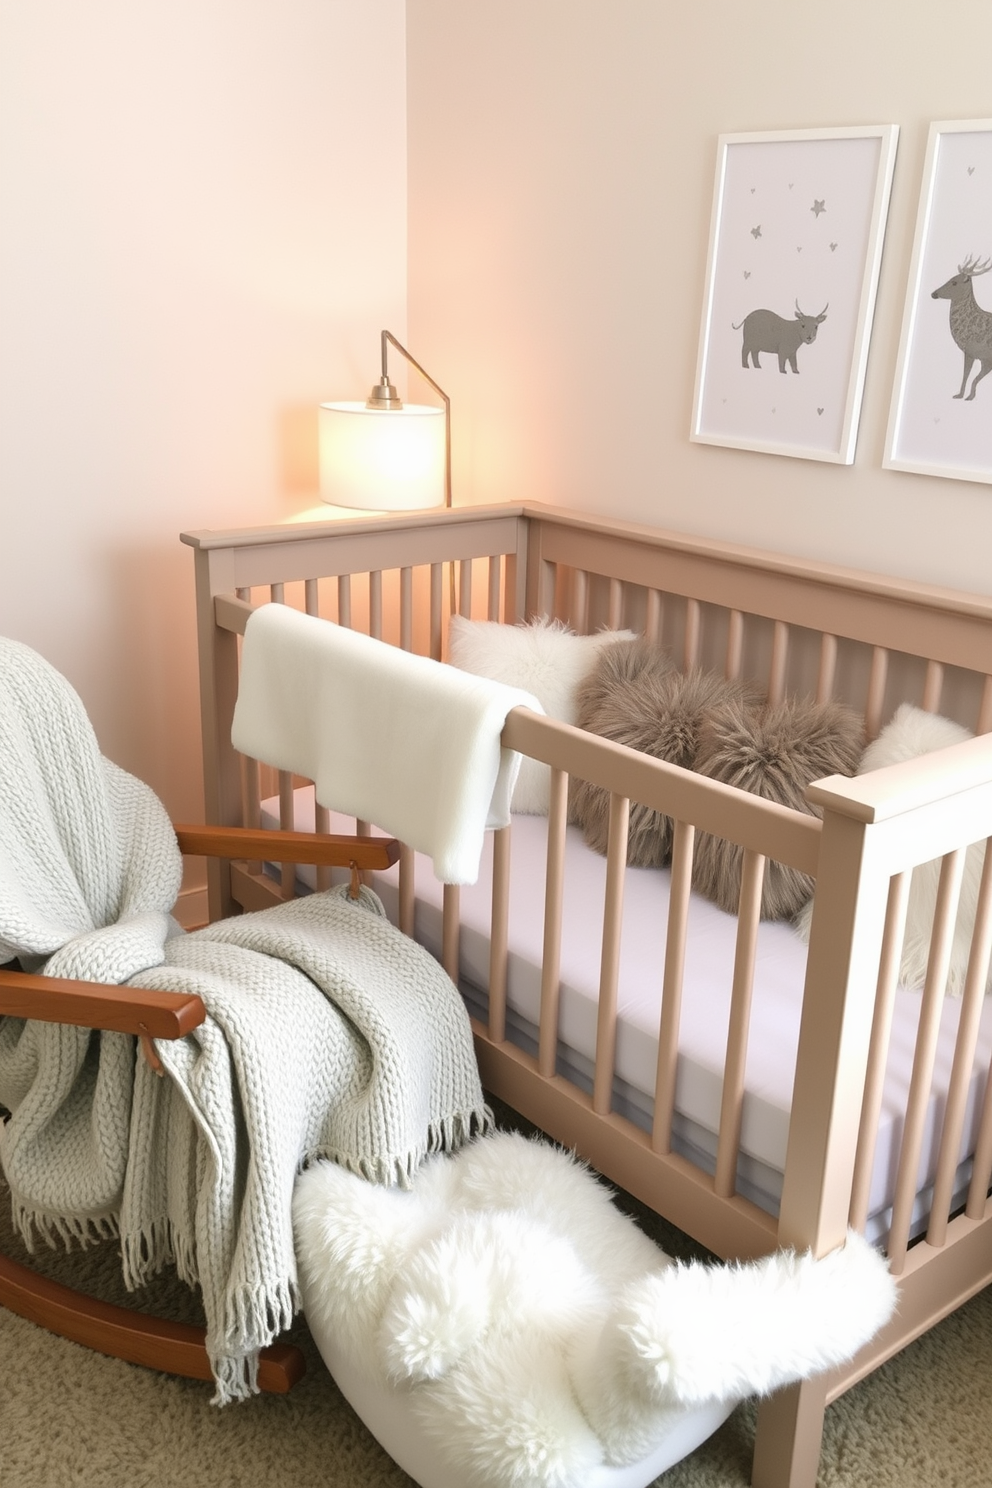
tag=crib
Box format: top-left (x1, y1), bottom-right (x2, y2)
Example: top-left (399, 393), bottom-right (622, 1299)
top-left (182, 501), bottom-right (992, 1488)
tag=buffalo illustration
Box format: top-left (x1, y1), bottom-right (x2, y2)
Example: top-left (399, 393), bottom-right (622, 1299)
top-left (733, 301), bottom-right (828, 373)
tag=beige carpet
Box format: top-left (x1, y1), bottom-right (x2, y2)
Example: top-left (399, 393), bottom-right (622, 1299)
top-left (2, 1110), bottom-right (991, 1488)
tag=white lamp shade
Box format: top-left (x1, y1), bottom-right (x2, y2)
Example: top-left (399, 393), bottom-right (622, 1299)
top-left (319, 401), bottom-right (446, 511)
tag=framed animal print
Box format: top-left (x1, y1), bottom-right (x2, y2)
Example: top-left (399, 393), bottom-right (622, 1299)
top-left (884, 120), bottom-right (992, 485)
top-left (691, 125), bottom-right (899, 464)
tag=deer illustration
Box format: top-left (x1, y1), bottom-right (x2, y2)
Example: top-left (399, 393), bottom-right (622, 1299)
top-left (931, 254), bottom-right (992, 400)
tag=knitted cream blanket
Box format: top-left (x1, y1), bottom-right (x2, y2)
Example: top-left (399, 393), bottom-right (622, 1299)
top-left (0, 638), bottom-right (489, 1401)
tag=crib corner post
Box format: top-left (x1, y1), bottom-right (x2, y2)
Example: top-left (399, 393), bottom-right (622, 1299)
top-left (189, 540), bottom-right (242, 922)
top-left (776, 789), bottom-right (892, 1261)
top-left (752, 1377), bottom-right (829, 1488)
top-left (750, 781), bottom-right (890, 1488)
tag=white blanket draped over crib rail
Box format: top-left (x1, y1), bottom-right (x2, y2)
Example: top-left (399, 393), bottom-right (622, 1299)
top-left (0, 637), bottom-right (489, 1402)
top-left (232, 602), bottom-right (543, 885)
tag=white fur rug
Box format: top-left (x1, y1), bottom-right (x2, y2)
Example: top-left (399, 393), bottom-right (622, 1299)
top-left (293, 1133), bottom-right (895, 1488)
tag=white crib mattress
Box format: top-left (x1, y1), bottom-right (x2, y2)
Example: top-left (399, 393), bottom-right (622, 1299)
top-left (264, 791), bottom-right (992, 1242)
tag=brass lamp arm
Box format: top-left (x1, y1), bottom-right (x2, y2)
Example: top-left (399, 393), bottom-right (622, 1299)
top-left (367, 329), bottom-right (452, 509)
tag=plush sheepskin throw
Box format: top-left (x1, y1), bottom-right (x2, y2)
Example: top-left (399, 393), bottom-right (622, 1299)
top-left (692, 697), bottom-right (865, 919)
top-left (293, 1132), bottom-right (896, 1488)
top-left (571, 640), bottom-right (763, 867)
top-left (447, 616), bottom-right (634, 815)
top-left (795, 703), bottom-right (990, 993)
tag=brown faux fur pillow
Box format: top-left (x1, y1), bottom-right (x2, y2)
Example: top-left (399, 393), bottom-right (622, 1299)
top-left (570, 638), bottom-right (762, 867)
top-left (691, 697), bottom-right (865, 919)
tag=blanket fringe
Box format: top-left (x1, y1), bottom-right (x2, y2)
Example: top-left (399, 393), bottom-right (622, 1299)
top-left (9, 1198), bottom-right (119, 1255)
top-left (120, 1215), bottom-right (200, 1293)
top-left (303, 1102), bottom-right (494, 1191)
top-left (208, 1350), bottom-right (260, 1408)
top-left (207, 1275), bottom-right (301, 1406)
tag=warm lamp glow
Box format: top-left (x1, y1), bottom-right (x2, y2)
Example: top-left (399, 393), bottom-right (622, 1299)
top-left (319, 401), bottom-right (446, 511)
top-left (319, 331), bottom-right (451, 512)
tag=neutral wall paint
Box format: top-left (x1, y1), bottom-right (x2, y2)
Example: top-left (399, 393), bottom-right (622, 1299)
top-left (407, 0), bottom-right (992, 596)
top-left (0, 0), bottom-right (406, 832)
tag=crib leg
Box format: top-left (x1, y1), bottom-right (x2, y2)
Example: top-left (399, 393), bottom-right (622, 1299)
top-left (751, 1377), bottom-right (827, 1488)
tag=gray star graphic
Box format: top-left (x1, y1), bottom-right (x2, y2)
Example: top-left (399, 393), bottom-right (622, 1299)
top-left (811, 199), bottom-right (826, 218)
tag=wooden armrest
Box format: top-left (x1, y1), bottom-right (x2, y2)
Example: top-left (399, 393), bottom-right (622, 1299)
top-left (173, 823), bottom-right (401, 870)
top-left (0, 969), bottom-right (206, 1040)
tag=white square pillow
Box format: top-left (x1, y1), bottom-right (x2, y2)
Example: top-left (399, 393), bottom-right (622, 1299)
top-left (448, 616), bottom-right (635, 814)
top-left (796, 703), bottom-right (988, 994)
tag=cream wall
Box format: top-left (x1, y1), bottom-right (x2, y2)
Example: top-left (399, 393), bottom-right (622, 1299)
top-left (406, 0), bottom-right (992, 595)
top-left (0, 0), bottom-right (407, 833)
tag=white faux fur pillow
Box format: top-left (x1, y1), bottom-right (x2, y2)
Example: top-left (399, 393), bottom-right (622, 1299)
top-left (796, 703), bottom-right (989, 994)
top-left (448, 616), bottom-right (635, 814)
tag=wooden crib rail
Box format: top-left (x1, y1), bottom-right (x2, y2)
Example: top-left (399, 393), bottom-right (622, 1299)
top-left (522, 503), bottom-right (992, 676)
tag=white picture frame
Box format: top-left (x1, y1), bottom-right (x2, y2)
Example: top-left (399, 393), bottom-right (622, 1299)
top-left (691, 125), bottom-right (899, 464)
top-left (884, 120), bottom-right (992, 485)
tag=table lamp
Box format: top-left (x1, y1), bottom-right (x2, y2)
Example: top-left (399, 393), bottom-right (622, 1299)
top-left (319, 331), bottom-right (451, 511)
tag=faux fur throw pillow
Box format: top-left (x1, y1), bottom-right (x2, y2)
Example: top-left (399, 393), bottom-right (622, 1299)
top-left (571, 639), bottom-right (762, 867)
top-left (448, 616), bottom-right (635, 815)
top-left (795, 703), bottom-right (989, 994)
top-left (692, 697), bottom-right (865, 920)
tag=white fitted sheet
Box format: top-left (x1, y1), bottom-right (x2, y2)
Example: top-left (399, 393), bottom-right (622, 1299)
top-left (264, 790), bottom-right (992, 1241)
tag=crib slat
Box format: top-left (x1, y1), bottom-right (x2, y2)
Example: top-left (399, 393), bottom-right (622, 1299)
top-left (645, 589), bottom-right (663, 644)
top-left (967, 853), bottom-right (992, 1217)
top-left (458, 559), bottom-right (473, 619)
top-left (430, 564), bottom-right (443, 661)
top-left (887, 849), bottom-right (967, 1271)
top-left (488, 826), bottom-right (511, 1043)
top-left (239, 754), bottom-right (263, 876)
top-left (593, 793), bottom-right (629, 1117)
top-left (442, 884), bottom-right (460, 982)
top-left (865, 646), bottom-right (889, 740)
top-left (278, 770), bottom-right (296, 898)
top-left (369, 571), bottom-right (383, 640)
top-left (538, 770), bottom-right (569, 1078)
top-left (314, 803), bottom-right (332, 891)
top-left (572, 569), bottom-right (589, 634)
top-left (849, 871), bottom-right (911, 1231)
top-left (725, 609), bottom-right (744, 682)
top-left (398, 843), bottom-right (415, 937)
top-left (922, 658), bottom-right (944, 714)
top-left (304, 579), bottom-right (319, 617)
top-left (553, 565), bottom-right (570, 624)
top-left (534, 558), bottom-right (554, 620)
top-left (400, 568), bottom-right (414, 651)
top-left (979, 675), bottom-right (992, 735)
top-left (816, 633), bottom-right (838, 704)
top-left (269, 584), bottom-right (295, 893)
top-left (767, 621), bottom-right (789, 707)
top-left (337, 575), bottom-right (351, 629)
top-left (487, 556), bottom-right (502, 622)
top-left (236, 587), bottom-right (251, 603)
top-left (653, 818), bottom-right (694, 1154)
top-left (683, 599), bottom-right (701, 671)
top-left (931, 840), bottom-right (992, 1241)
top-left (607, 578), bottom-right (623, 632)
top-left (967, 1065), bottom-right (992, 1221)
top-left (714, 850), bottom-right (766, 1199)
top-left (240, 754), bottom-right (261, 832)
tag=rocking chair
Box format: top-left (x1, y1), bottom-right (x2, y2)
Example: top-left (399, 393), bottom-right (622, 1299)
top-left (0, 821), bottom-right (399, 1393)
